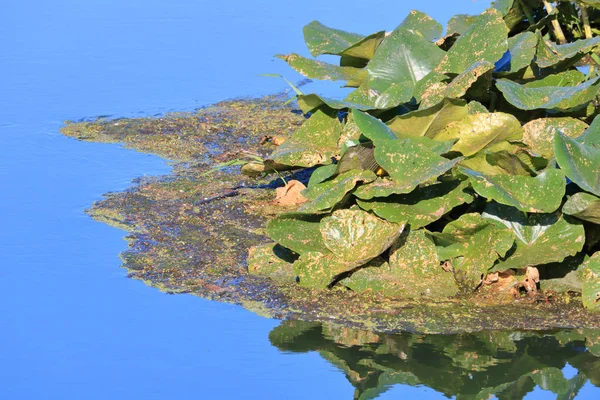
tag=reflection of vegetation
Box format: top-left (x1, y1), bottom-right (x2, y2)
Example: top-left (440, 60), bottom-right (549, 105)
top-left (270, 320), bottom-right (600, 399)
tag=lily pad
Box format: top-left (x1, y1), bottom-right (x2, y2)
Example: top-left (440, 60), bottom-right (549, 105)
top-left (302, 21), bottom-right (385, 60)
top-left (294, 251), bottom-right (349, 288)
top-left (300, 169), bottom-right (377, 212)
top-left (522, 117), bottom-right (588, 159)
top-left (374, 138), bottom-right (461, 189)
top-left (581, 252), bottom-right (600, 312)
top-left (307, 164), bottom-right (338, 188)
top-left (434, 112), bottom-right (523, 157)
top-left (353, 110), bottom-right (397, 142)
top-left (386, 98), bottom-right (468, 138)
top-left (577, 115), bottom-right (600, 148)
top-left (435, 8), bottom-right (509, 75)
top-left (429, 213), bottom-right (515, 291)
top-left (563, 192), bottom-right (600, 224)
top-left (247, 243), bottom-right (297, 282)
top-left (483, 203), bottom-right (586, 272)
top-left (320, 209), bottom-right (404, 267)
top-left (356, 179), bottom-right (474, 228)
top-left (498, 31), bottom-right (538, 73)
top-left (446, 14), bottom-right (477, 36)
top-left (278, 53), bottom-right (362, 82)
top-left (344, 229), bottom-right (458, 298)
top-left (536, 35), bottom-right (600, 69)
top-left (349, 25), bottom-right (445, 108)
top-left (266, 212), bottom-right (329, 254)
top-left (296, 93), bottom-right (375, 114)
top-left (461, 167), bottom-right (566, 213)
top-left (444, 61), bottom-right (495, 99)
top-left (412, 71), bottom-right (449, 104)
top-left (495, 76), bottom-right (600, 111)
top-left (399, 10), bottom-right (442, 42)
top-left (269, 109), bottom-right (341, 167)
top-left (554, 131), bottom-right (600, 196)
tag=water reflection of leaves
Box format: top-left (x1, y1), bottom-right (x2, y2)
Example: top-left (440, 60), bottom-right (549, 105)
top-left (269, 320), bottom-right (600, 399)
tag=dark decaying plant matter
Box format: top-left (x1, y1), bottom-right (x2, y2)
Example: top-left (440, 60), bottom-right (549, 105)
top-left (247, 0), bottom-right (600, 310)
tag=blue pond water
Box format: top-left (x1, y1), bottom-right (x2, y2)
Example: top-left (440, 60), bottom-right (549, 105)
top-left (2, 1), bottom-right (599, 399)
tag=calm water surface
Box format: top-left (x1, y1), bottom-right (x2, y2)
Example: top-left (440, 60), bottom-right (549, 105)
top-left (2, 1), bottom-right (599, 399)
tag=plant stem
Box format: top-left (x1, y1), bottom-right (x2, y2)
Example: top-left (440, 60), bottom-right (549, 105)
top-left (580, 5), bottom-right (593, 39)
top-left (517, 0), bottom-right (535, 27)
top-left (542, 1), bottom-right (567, 44)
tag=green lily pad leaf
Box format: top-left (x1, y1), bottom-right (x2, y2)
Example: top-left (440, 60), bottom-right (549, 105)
top-left (530, 368), bottom-right (569, 394)
top-left (522, 117), bottom-right (589, 159)
top-left (483, 203), bottom-right (586, 272)
top-left (446, 14), bottom-right (477, 36)
top-left (344, 80), bottom-right (414, 109)
top-left (436, 8), bottom-right (509, 75)
top-left (308, 164), bottom-right (338, 188)
top-left (386, 98), bottom-right (468, 138)
top-left (266, 212), bottom-right (329, 254)
top-left (303, 21), bottom-right (385, 60)
top-left (434, 112), bottom-right (523, 157)
top-left (278, 53), bottom-right (362, 82)
top-left (577, 115), bottom-right (600, 148)
top-left (461, 167), bottom-right (565, 213)
top-left (495, 76), bottom-right (600, 111)
top-left (247, 243), bottom-right (297, 282)
top-left (413, 71), bottom-right (449, 104)
top-left (344, 229), bottom-right (458, 298)
top-left (320, 209), bottom-right (405, 267)
top-left (353, 110), bottom-right (397, 142)
top-left (418, 81), bottom-right (449, 110)
top-left (554, 130), bottom-right (600, 196)
top-left (399, 10), bottom-right (442, 42)
top-left (374, 138), bottom-right (462, 188)
top-left (294, 251), bottom-right (350, 288)
top-left (352, 178), bottom-right (418, 200)
top-left (458, 142), bottom-right (542, 177)
top-left (300, 169), bottom-right (377, 212)
top-left (563, 192), bottom-right (600, 224)
top-left (525, 70), bottom-right (586, 88)
top-left (502, 31), bottom-right (537, 73)
top-left (444, 61), bottom-right (495, 99)
top-left (541, 266), bottom-right (584, 293)
top-left (339, 31), bottom-right (387, 61)
top-left (296, 93), bottom-right (375, 114)
top-left (429, 213), bottom-right (514, 290)
top-left (582, 253), bottom-right (600, 311)
top-left (492, 0), bottom-right (514, 15)
top-left (335, 144), bottom-right (381, 175)
top-left (269, 110), bottom-right (341, 167)
top-left (351, 25), bottom-right (445, 108)
top-left (536, 35), bottom-right (600, 69)
top-left (407, 137), bottom-right (458, 154)
top-left (467, 101), bottom-right (488, 114)
top-left (356, 179), bottom-right (474, 228)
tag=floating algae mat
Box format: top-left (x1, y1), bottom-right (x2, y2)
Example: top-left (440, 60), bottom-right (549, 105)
top-left (61, 95), bottom-right (600, 334)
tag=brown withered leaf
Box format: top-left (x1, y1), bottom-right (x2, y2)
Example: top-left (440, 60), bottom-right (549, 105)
top-left (274, 180), bottom-right (308, 206)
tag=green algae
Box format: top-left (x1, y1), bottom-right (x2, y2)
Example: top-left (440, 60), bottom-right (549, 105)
top-left (61, 95), bottom-right (600, 334)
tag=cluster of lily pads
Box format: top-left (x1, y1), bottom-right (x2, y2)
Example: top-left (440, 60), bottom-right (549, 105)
top-left (247, 0), bottom-right (600, 309)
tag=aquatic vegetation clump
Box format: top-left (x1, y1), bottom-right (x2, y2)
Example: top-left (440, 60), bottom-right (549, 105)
top-left (62, 95), bottom-right (600, 332)
top-left (250, 1), bottom-right (600, 309)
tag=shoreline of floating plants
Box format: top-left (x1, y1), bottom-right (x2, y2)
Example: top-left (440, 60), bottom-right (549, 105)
top-left (246, 0), bottom-right (600, 311)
